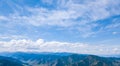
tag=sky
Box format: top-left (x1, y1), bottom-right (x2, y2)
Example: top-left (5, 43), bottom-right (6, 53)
top-left (0, 0), bottom-right (120, 55)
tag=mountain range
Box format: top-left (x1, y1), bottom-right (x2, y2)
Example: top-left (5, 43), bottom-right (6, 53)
top-left (0, 52), bottom-right (120, 66)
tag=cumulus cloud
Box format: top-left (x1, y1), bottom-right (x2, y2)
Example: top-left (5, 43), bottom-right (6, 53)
top-left (0, 39), bottom-right (120, 55)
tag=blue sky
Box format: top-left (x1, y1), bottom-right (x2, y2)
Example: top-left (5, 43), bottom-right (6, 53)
top-left (0, 0), bottom-right (120, 55)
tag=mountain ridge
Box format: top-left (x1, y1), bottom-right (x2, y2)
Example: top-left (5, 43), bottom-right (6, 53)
top-left (0, 52), bottom-right (120, 66)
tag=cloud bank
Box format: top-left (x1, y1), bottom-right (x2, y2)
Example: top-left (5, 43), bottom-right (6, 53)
top-left (0, 39), bottom-right (119, 55)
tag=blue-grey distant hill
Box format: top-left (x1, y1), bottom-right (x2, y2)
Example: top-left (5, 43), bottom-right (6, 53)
top-left (0, 52), bottom-right (120, 66)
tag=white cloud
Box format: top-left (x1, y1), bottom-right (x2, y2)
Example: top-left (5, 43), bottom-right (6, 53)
top-left (0, 0), bottom-right (120, 37)
top-left (0, 16), bottom-right (8, 20)
top-left (106, 18), bottom-right (120, 29)
top-left (0, 35), bottom-right (28, 40)
top-left (112, 32), bottom-right (117, 35)
top-left (0, 0), bottom-right (120, 55)
top-left (41, 0), bottom-right (54, 5)
top-left (0, 39), bottom-right (120, 55)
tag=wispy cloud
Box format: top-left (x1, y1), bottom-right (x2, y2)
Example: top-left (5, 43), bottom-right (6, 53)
top-left (0, 0), bottom-right (120, 38)
top-left (106, 18), bottom-right (120, 29)
top-left (0, 35), bottom-right (28, 40)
